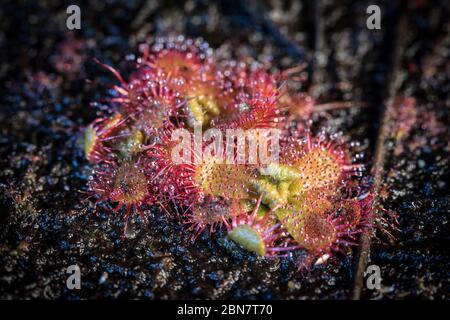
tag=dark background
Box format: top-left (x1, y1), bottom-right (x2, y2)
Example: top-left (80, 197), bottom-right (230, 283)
top-left (0, 0), bottom-right (449, 299)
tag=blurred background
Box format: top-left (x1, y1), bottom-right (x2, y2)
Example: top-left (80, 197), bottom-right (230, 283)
top-left (0, 0), bottom-right (449, 299)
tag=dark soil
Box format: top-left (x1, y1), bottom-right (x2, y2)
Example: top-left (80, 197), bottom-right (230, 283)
top-left (0, 0), bottom-right (449, 299)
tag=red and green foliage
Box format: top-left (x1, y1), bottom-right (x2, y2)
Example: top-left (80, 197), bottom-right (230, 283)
top-left (84, 36), bottom-right (377, 268)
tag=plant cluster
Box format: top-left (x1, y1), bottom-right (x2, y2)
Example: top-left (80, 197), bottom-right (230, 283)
top-left (84, 36), bottom-right (373, 267)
